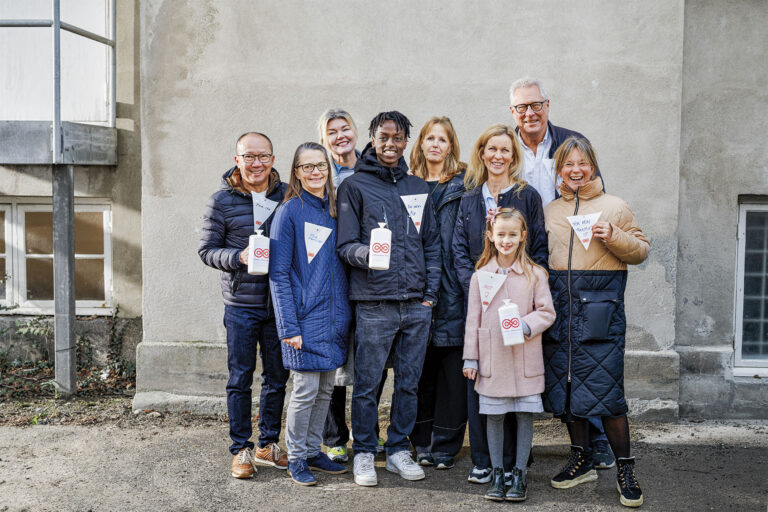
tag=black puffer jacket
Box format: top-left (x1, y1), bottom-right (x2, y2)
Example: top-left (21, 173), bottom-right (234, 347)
top-left (336, 143), bottom-right (441, 303)
top-left (429, 173), bottom-right (466, 347)
top-left (198, 167), bottom-right (286, 308)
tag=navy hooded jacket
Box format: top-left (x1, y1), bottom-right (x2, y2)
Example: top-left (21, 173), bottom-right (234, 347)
top-left (269, 192), bottom-right (351, 372)
top-left (198, 166), bottom-right (287, 308)
top-left (336, 143), bottom-right (441, 303)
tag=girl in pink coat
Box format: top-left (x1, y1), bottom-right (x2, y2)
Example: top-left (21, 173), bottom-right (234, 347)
top-left (463, 208), bottom-right (556, 501)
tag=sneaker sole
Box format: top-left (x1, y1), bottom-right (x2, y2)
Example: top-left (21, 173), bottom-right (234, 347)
top-left (435, 463), bottom-right (454, 470)
top-left (354, 474), bottom-right (378, 486)
top-left (308, 465), bottom-right (348, 475)
top-left (417, 460), bottom-right (434, 467)
top-left (596, 462), bottom-right (616, 469)
top-left (253, 458), bottom-right (288, 470)
top-left (617, 483), bottom-right (644, 507)
top-left (468, 474), bottom-right (492, 484)
top-left (329, 456), bottom-right (349, 463)
top-left (287, 470), bottom-right (317, 486)
top-left (385, 463), bottom-right (426, 481)
top-left (550, 469), bottom-right (598, 489)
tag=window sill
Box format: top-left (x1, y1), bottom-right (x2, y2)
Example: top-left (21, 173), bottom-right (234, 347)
top-left (732, 367), bottom-right (768, 378)
top-left (0, 306), bottom-right (116, 317)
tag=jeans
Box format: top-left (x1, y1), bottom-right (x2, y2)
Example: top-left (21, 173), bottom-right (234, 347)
top-left (323, 371), bottom-right (388, 447)
top-left (589, 417), bottom-right (609, 445)
top-left (286, 370), bottom-right (335, 461)
top-left (411, 345), bottom-right (467, 459)
top-left (224, 305), bottom-right (289, 455)
top-left (351, 299), bottom-right (431, 455)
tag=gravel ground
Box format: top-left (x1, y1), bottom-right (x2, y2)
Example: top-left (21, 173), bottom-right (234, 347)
top-left (0, 398), bottom-right (766, 511)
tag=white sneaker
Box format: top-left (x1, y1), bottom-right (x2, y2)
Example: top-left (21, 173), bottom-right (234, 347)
top-left (385, 450), bottom-right (425, 481)
top-left (353, 452), bottom-right (377, 486)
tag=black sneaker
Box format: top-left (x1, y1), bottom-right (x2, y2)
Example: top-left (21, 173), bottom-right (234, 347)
top-left (592, 440), bottom-right (616, 469)
top-left (484, 467), bottom-right (506, 501)
top-left (616, 457), bottom-right (644, 507)
top-left (505, 467), bottom-right (527, 502)
top-left (550, 445), bottom-right (598, 489)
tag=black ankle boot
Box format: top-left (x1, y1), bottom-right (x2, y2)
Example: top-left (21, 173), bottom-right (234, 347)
top-left (484, 467), bottom-right (505, 501)
top-left (616, 456), bottom-right (644, 507)
top-left (550, 445), bottom-right (597, 489)
top-left (505, 467), bottom-right (527, 501)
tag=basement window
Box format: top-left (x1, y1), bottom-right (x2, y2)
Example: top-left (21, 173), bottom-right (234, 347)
top-left (0, 198), bottom-right (113, 315)
top-left (734, 202), bottom-right (768, 375)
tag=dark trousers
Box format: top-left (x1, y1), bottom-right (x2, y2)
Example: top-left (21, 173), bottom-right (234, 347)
top-left (411, 345), bottom-right (467, 458)
top-left (351, 300), bottom-right (431, 455)
top-left (322, 371), bottom-right (388, 447)
top-left (223, 305), bottom-right (289, 455)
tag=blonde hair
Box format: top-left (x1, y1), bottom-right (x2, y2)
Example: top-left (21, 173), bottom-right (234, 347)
top-left (317, 108), bottom-right (358, 157)
top-left (552, 136), bottom-right (599, 181)
top-left (464, 124), bottom-right (525, 193)
top-left (475, 208), bottom-right (544, 285)
top-left (409, 116), bottom-right (465, 183)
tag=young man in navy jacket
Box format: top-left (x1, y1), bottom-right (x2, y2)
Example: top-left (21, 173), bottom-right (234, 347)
top-left (336, 112), bottom-right (441, 486)
top-left (198, 132), bottom-right (289, 479)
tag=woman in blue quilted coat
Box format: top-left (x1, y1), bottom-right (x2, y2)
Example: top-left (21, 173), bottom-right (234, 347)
top-left (269, 142), bottom-right (352, 486)
top-left (543, 137), bottom-right (649, 508)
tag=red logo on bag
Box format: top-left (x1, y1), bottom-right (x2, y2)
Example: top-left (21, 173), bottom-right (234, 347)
top-left (372, 242), bottom-right (390, 254)
top-left (254, 248), bottom-right (269, 258)
top-left (502, 318), bottom-right (519, 330)
top-left (511, 318), bottom-right (520, 328)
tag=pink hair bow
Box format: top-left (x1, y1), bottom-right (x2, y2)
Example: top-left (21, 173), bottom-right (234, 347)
top-left (486, 208), bottom-right (498, 226)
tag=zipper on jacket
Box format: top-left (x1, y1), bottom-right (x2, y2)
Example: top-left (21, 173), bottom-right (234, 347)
top-left (232, 269), bottom-right (241, 296)
top-left (566, 190), bottom-right (580, 383)
top-left (325, 204), bottom-right (335, 347)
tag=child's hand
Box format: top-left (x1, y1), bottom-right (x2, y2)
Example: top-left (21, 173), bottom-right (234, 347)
top-left (463, 368), bottom-right (477, 380)
top-left (282, 335), bottom-right (302, 349)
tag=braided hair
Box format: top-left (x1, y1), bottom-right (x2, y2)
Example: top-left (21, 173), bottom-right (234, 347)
top-left (368, 111), bottom-right (413, 139)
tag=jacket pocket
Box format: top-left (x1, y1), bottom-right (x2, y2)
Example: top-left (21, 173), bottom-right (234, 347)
top-left (523, 341), bottom-right (545, 377)
top-left (478, 328), bottom-right (492, 378)
top-left (579, 290), bottom-right (620, 341)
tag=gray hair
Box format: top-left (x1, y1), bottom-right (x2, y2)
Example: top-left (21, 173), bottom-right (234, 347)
top-left (509, 77), bottom-right (547, 104)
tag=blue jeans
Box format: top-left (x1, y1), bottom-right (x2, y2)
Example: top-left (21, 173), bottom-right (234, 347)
top-left (224, 305), bottom-right (289, 455)
top-left (589, 417), bottom-right (608, 445)
top-left (351, 299), bottom-right (431, 455)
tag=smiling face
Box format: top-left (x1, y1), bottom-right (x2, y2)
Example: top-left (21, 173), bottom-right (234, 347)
top-left (326, 117), bottom-right (357, 159)
top-left (559, 147), bottom-right (595, 191)
top-left (235, 134), bottom-right (273, 193)
top-left (488, 216), bottom-right (526, 261)
top-left (510, 84), bottom-right (549, 142)
top-left (372, 120), bottom-right (407, 167)
top-left (420, 122), bottom-right (451, 166)
top-left (482, 134), bottom-right (515, 178)
top-left (295, 148), bottom-right (329, 198)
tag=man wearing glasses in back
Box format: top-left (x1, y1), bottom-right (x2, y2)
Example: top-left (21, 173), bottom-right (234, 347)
top-left (508, 79), bottom-right (615, 470)
top-left (199, 132), bottom-right (290, 479)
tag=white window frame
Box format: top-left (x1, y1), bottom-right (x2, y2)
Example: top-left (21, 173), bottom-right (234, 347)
top-left (0, 204), bottom-right (11, 308)
top-left (0, 197), bottom-right (113, 316)
top-left (734, 202), bottom-right (768, 375)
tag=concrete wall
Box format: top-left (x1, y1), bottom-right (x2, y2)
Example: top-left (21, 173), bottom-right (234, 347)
top-left (137, 0), bottom-right (682, 417)
top-left (677, 0), bottom-right (768, 418)
top-left (0, 2), bottom-right (142, 337)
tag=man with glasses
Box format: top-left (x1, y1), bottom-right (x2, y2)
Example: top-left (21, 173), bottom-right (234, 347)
top-left (336, 111), bottom-right (441, 486)
top-left (199, 132), bottom-right (289, 479)
top-left (509, 78), bottom-right (615, 470)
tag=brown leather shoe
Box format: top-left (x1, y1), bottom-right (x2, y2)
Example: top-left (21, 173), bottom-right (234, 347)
top-left (231, 448), bottom-right (255, 479)
top-left (253, 443), bottom-right (289, 470)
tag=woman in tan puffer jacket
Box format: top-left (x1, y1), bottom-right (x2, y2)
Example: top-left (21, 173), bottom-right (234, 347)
top-left (543, 137), bottom-right (649, 508)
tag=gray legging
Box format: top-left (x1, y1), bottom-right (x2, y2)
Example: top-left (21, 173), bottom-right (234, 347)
top-left (486, 412), bottom-right (534, 476)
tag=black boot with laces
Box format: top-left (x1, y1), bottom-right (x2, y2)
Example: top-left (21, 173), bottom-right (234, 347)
top-left (616, 456), bottom-right (644, 507)
top-left (550, 445), bottom-right (598, 489)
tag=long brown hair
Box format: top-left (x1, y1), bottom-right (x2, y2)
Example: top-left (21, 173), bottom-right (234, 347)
top-left (464, 124), bottom-right (525, 194)
top-left (409, 116), bottom-right (465, 183)
top-left (283, 142), bottom-right (337, 217)
top-left (474, 208), bottom-right (544, 285)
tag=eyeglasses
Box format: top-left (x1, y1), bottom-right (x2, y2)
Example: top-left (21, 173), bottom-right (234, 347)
top-left (296, 162), bottom-right (329, 173)
top-left (512, 101), bottom-right (546, 114)
top-left (238, 153), bottom-right (272, 163)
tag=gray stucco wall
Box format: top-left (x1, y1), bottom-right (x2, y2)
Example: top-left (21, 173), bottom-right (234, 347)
top-left (677, 0), bottom-right (768, 417)
top-left (137, 0), bottom-right (682, 417)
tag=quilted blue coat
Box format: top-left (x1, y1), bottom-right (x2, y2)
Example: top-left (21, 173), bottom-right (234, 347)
top-left (269, 191), bottom-right (351, 372)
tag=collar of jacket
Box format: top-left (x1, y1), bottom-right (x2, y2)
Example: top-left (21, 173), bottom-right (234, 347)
top-left (434, 172), bottom-right (466, 210)
top-left (355, 142), bottom-right (409, 183)
top-left (296, 189), bottom-right (329, 210)
top-left (478, 256), bottom-right (524, 275)
top-left (558, 176), bottom-right (604, 201)
top-left (222, 166), bottom-right (282, 197)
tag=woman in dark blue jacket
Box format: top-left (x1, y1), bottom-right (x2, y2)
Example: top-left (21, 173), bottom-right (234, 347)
top-left (270, 142), bottom-right (352, 486)
top-left (451, 123), bottom-right (547, 484)
top-left (407, 116), bottom-right (467, 469)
